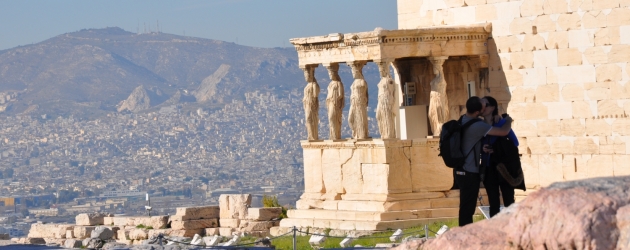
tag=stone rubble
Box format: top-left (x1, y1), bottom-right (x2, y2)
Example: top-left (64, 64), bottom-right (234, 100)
top-left (63, 239), bottom-right (82, 248)
top-left (75, 212), bottom-right (113, 226)
top-left (74, 226), bottom-right (96, 239)
top-left (91, 226), bottom-right (115, 240)
top-left (16, 194), bottom-right (283, 248)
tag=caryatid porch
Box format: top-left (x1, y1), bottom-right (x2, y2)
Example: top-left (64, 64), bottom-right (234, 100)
top-left (281, 24), bottom-right (493, 231)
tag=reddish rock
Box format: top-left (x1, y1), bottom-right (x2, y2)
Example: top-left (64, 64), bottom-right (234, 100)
top-left (615, 205), bottom-right (630, 249)
top-left (395, 176), bottom-right (630, 250)
top-left (392, 238), bottom-right (428, 250)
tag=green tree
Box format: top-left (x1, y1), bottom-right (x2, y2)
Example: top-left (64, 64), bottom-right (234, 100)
top-left (262, 195), bottom-right (288, 219)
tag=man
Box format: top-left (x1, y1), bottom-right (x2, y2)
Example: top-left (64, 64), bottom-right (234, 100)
top-left (457, 96), bottom-right (513, 226)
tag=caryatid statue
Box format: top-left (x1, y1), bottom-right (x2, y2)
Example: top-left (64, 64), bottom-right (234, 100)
top-left (347, 61), bottom-right (369, 139)
top-left (302, 64), bottom-right (320, 140)
top-left (325, 63), bottom-right (344, 140)
top-left (375, 61), bottom-right (396, 139)
top-left (428, 56), bottom-right (449, 136)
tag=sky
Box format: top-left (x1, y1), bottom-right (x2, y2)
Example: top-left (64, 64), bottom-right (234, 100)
top-left (0, 0), bottom-right (398, 51)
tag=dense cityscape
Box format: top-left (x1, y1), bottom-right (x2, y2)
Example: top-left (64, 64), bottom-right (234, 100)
top-left (0, 86), bottom-right (380, 234)
top-left (0, 25), bottom-right (384, 238)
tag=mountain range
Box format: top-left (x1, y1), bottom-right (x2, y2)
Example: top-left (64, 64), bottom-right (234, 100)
top-left (0, 27), bottom-right (380, 119)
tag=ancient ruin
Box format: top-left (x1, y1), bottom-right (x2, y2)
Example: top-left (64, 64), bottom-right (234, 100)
top-left (23, 0), bottom-right (629, 240)
top-left (16, 194), bottom-right (282, 248)
top-left (281, 24), bottom-right (493, 231)
top-left (283, 0), bottom-right (630, 231)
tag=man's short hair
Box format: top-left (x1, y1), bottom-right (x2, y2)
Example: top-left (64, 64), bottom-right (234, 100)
top-left (466, 96), bottom-right (483, 114)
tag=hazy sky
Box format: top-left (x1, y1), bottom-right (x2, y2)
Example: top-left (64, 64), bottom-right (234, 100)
top-left (0, 0), bottom-right (398, 50)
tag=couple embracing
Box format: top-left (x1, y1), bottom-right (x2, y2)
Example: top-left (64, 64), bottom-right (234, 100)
top-left (452, 96), bottom-right (525, 226)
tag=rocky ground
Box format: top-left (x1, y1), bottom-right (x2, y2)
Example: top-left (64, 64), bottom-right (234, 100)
top-left (394, 176), bottom-right (630, 250)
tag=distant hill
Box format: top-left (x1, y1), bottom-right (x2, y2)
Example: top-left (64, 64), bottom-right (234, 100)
top-left (0, 27), bottom-right (380, 119)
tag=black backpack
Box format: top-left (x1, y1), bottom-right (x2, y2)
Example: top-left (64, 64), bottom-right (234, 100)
top-left (439, 116), bottom-right (481, 169)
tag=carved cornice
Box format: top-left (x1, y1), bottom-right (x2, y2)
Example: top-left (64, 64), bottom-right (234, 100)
top-left (294, 42), bottom-right (344, 51)
top-left (290, 24), bottom-right (492, 52)
top-left (301, 139), bottom-right (439, 149)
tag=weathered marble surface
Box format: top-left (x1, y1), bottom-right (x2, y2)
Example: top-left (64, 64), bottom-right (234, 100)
top-left (302, 64), bottom-right (319, 141)
top-left (280, 139), bottom-right (463, 231)
top-left (326, 63), bottom-right (345, 140)
top-left (376, 61), bottom-right (397, 139)
top-left (348, 61), bottom-right (369, 139)
top-left (427, 57), bottom-right (449, 136)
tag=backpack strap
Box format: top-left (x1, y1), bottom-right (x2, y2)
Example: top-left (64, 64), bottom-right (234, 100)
top-left (460, 116), bottom-right (481, 130)
top-left (459, 116), bottom-right (482, 162)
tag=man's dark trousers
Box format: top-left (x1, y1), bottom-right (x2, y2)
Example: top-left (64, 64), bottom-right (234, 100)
top-left (455, 170), bottom-right (480, 226)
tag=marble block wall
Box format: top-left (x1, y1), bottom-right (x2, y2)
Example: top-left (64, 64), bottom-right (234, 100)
top-left (398, 0), bottom-right (630, 191)
top-left (299, 139), bottom-right (453, 210)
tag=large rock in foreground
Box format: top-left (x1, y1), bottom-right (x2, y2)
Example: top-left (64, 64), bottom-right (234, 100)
top-left (398, 176), bottom-right (630, 250)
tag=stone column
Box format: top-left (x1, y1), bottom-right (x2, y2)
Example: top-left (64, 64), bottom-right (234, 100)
top-left (324, 63), bottom-right (344, 140)
top-left (347, 61), bottom-right (369, 139)
top-left (302, 64), bottom-right (320, 141)
top-left (375, 61), bottom-right (397, 139)
top-left (428, 56), bottom-right (449, 136)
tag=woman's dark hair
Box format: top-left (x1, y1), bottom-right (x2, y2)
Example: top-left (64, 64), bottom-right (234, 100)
top-left (483, 96), bottom-right (499, 116)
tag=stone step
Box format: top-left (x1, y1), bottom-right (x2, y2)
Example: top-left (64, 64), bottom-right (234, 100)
top-left (295, 194), bottom-right (490, 212)
top-left (302, 191), bottom-right (448, 202)
top-left (287, 207), bottom-right (459, 222)
top-left (301, 189), bottom-right (490, 201)
top-left (279, 217), bottom-right (458, 231)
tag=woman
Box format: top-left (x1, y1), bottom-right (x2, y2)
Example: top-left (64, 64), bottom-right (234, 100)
top-left (481, 96), bottom-right (525, 217)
